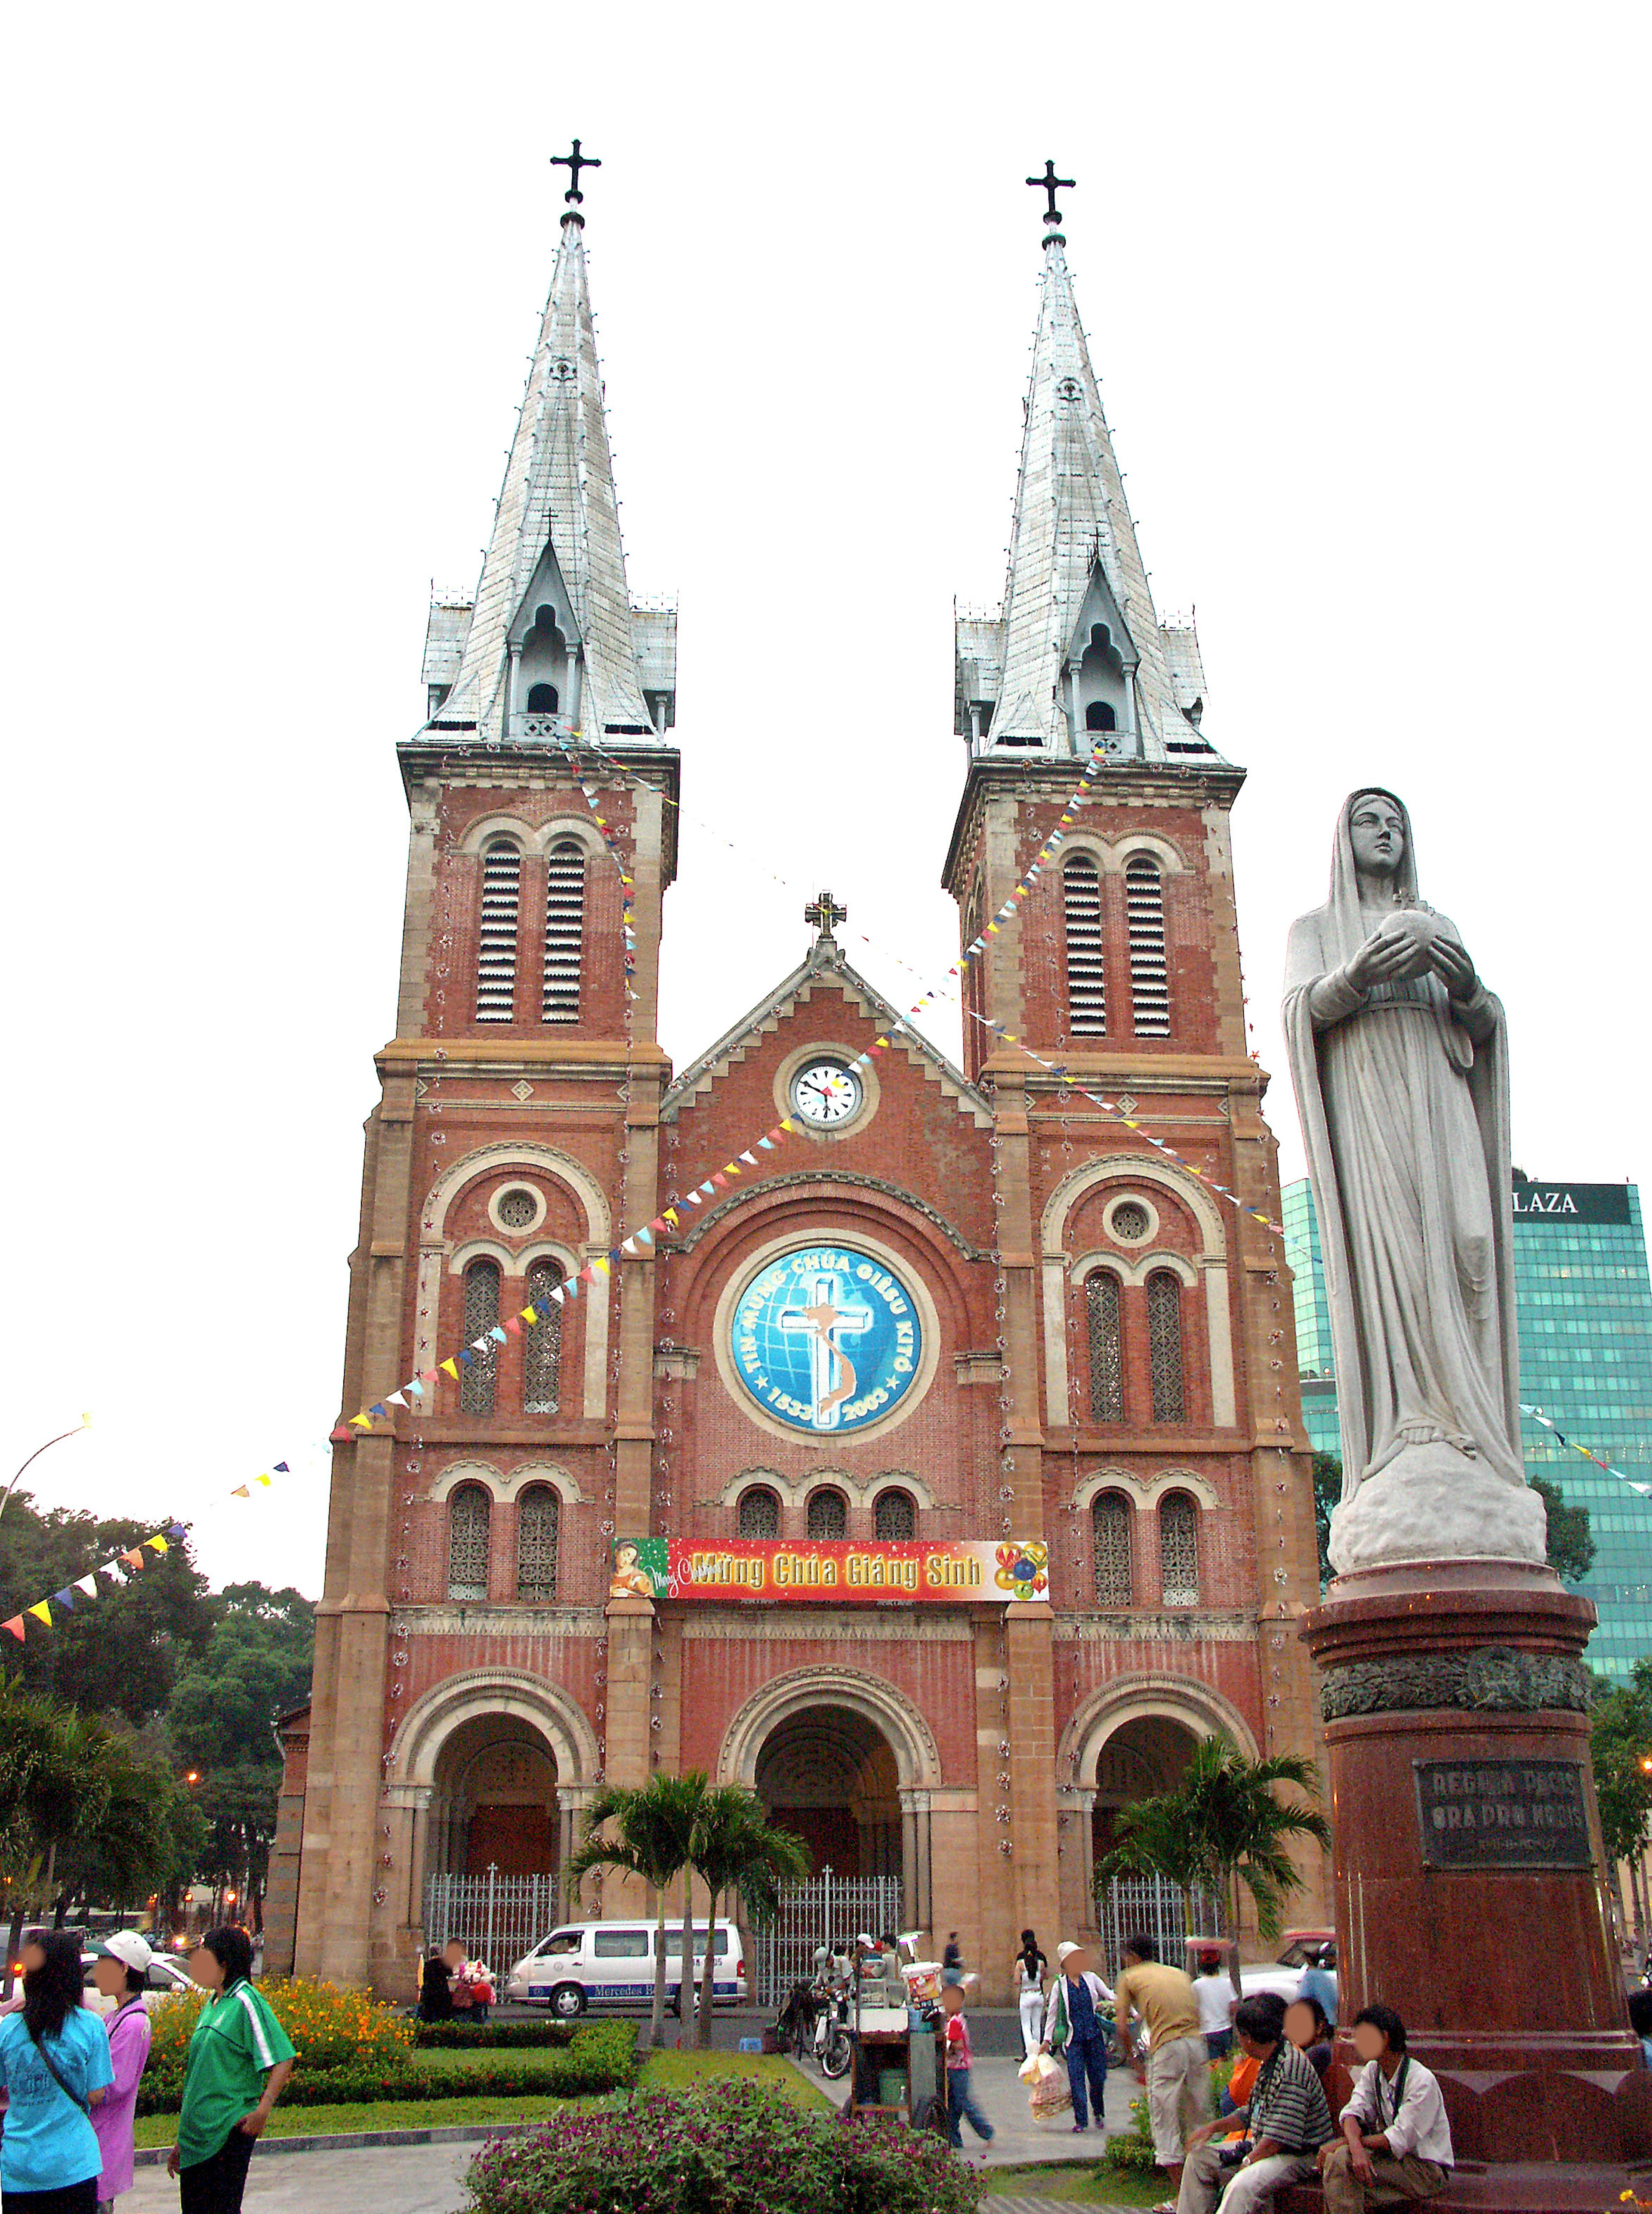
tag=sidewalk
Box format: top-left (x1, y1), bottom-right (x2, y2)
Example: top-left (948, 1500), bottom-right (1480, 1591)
top-left (786, 2046), bottom-right (1146, 2165)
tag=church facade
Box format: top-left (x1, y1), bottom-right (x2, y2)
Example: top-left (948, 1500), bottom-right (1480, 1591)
top-left (271, 175), bottom-right (1325, 2002)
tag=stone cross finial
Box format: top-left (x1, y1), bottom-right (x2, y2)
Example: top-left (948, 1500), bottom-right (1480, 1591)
top-left (552, 139), bottom-right (602, 204)
top-left (805, 890), bottom-right (847, 940)
top-left (1026, 159), bottom-right (1075, 234)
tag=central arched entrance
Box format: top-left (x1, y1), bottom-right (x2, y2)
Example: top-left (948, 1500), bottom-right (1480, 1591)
top-left (1090, 1713), bottom-right (1198, 1874)
top-left (754, 1705), bottom-right (903, 1881)
top-left (431, 1711), bottom-right (561, 1880)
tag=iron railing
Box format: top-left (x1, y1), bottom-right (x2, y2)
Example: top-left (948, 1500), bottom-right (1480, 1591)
top-left (422, 1867), bottom-right (559, 1976)
top-left (751, 1868), bottom-right (904, 2009)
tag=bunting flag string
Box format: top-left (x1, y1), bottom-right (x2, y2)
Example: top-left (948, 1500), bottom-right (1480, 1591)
top-left (3, 1524), bottom-right (189, 1644)
top-left (1520, 1401), bottom-right (1652, 1498)
top-left (550, 727), bottom-right (1284, 1236)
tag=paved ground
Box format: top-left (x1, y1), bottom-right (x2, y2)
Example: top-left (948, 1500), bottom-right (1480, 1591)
top-left (786, 2046), bottom-right (1145, 2166)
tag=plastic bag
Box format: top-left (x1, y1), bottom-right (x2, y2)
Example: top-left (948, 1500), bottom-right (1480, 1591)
top-left (1025, 2051), bottom-right (1072, 2123)
top-left (1017, 2050), bottom-right (1046, 2087)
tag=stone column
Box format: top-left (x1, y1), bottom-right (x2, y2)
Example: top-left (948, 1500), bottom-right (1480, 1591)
top-left (1303, 1562), bottom-right (1652, 2165)
top-left (1005, 1601), bottom-right (1060, 1988)
top-left (598, 1593), bottom-right (657, 1922)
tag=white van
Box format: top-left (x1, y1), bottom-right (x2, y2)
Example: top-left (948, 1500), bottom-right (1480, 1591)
top-left (505, 1919), bottom-right (747, 2018)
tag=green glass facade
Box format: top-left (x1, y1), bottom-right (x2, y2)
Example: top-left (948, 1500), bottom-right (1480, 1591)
top-left (1282, 1174), bottom-right (1652, 1674)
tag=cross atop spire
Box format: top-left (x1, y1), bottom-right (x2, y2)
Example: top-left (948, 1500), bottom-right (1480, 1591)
top-left (1026, 159), bottom-right (1075, 243)
top-left (552, 138), bottom-right (601, 205)
top-left (804, 889), bottom-right (847, 942)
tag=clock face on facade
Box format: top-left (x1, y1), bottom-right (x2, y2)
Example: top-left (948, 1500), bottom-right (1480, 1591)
top-left (789, 1059), bottom-right (863, 1128)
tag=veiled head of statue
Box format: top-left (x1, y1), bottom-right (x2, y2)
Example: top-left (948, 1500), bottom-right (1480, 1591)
top-left (1333, 787), bottom-right (1418, 907)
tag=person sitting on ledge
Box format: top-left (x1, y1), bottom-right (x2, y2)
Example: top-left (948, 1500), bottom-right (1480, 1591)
top-left (1177, 1993), bottom-right (1331, 2213)
top-left (1318, 2003), bottom-right (1453, 2210)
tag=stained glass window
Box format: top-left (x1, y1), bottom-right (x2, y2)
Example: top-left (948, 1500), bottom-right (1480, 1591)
top-left (874, 1488), bottom-right (916, 1541)
top-left (1063, 855), bottom-right (1106, 1035)
top-left (459, 1260), bottom-right (501, 1417)
top-left (1125, 852), bottom-right (1170, 1036)
top-left (1087, 1272), bottom-right (1124, 1422)
top-left (1110, 1200), bottom-right (1150, 1243)
top-left (807, 1488), bottom-right (847, 1539)
top-left (524, 1259), bottom-right (564, 1415)
top-left (516, 1484), bottom-right (560, 1603)
top-left (1092, 1492), bottom-right (1132, 1605)
top-left (738, 1486), bottom-right (781, 1538)
top-left (496, 1187), bottom-right (538, 1229)
top-left (1147, 1270), bottom-right (1185, 1423)
top-left (476, 840), bottom-right (521, 1023)
top-left (447, 1484), bottom-right (490, 1602)
top-left (1159, 1492), bottom-right (1200, 1606)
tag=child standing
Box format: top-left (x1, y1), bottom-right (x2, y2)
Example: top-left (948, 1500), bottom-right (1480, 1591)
top-left (940, 1973), bottom-right (995, 2150)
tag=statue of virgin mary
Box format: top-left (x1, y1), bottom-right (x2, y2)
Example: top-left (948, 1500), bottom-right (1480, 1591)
top-left (1282, 789), bottom-right (1546, 1575)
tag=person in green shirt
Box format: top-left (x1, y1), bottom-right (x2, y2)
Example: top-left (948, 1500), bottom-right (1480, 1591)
top-left (165, 1927), bottom-right (295, 2213)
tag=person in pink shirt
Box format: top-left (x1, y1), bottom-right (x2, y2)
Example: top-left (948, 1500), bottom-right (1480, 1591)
top-left (87, 1932), bottom-right (154, 2210)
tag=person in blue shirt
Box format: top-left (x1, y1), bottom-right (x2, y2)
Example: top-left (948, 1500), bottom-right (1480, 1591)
top-left (1627, 1988), bottom-right (1652, 2069)
top-left (1298, 1944), bottom-right (1338, 2030)
top-left (0, 1929), bottom-right (115, 2211)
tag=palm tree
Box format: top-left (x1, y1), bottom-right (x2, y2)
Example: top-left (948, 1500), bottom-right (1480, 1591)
top-left (1096, 1734), bottom-right (1331, 1989)
top-left (687, 1786), bottom-right (810, 2046)
top-left (564, 1773), bottom-right (704, 2049)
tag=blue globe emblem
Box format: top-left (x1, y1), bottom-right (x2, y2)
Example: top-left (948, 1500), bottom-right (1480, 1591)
top-left (731, 1245), bottom-right (924, 1434)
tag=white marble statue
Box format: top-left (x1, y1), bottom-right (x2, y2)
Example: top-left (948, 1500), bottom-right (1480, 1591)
top-left (1283, 789), bottom-right (1546, 1574)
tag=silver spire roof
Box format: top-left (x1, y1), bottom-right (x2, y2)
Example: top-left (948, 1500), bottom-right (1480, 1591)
top-left (425, 209), bottom-right (670, 745)
top-left (957, 237), bottom-right (1216, 766)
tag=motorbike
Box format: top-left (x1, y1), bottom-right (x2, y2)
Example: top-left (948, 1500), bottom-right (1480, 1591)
top-left (773, 1979), bottom-right (818, 2058)
top-left (812, 1970), bottom-right (854, 2078)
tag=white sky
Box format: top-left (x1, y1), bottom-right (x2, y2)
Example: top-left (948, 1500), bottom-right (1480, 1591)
top-left (4, 2), bottom-right (1646, 1602)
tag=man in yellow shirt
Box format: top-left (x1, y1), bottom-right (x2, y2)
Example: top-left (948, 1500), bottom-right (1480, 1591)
top-left (1112, 1934), bottom-right (1209, 2211)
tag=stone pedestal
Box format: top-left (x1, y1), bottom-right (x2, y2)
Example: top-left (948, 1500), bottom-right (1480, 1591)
top-left (1301, 1560), bottom-right (1652, 2174)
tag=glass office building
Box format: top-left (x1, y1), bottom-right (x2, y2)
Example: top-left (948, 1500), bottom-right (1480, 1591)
top-left (1282, 1173), bottom-right (1652, 1675)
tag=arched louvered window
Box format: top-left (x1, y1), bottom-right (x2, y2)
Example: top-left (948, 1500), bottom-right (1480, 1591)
top-left (1092, 1492), bottom-right (1133, 1605)
top-left (1147, 1270), bottom-right (1185, 1424)
top-left (1159, 1492), bottom-right (1200, 1606)
top-left (459, 1259), bottom-right (501, 1417)
top-left (476, 840), bottom-right (522, 1023)
top-left (873, 1488), bottom-right (916, 1541)
top-left (524, 1259), bottom-right (564, 1415)
top-left (1086, 1272), bottom-right (1124, 1422)
top-left (542, 840), bottom-right (585, 1025)
top-left (1125, 852), bottom-right (1170, 1036)
top-left (447, 1484), bottom-right (491, 1602)
top-left (738, 1485), bottom-right (781, 1539)
top-left (1063, 855), bottom-right (1106, 1036)
top-left (806, 1488), bottom-right (847, 1540)
top-left (516, 1484), bottom-right (560, 1603)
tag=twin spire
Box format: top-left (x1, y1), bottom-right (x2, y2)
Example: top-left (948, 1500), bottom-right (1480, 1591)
top-left (423, 146), bottom-right (673, 748)
top-left (422, 154), bottom-right (1212, 768)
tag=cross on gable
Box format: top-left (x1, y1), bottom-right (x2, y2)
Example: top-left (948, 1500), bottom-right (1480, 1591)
top-left (1026, 159), bottom-right (1075, 231)
top-left (804, 889), bottom-right (848, 939)
top-left (552, 139), bottom-right (602, 204)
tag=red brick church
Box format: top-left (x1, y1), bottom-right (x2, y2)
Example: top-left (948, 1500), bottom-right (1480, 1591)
top-left (266, 162), bottom-right (1324, 2001)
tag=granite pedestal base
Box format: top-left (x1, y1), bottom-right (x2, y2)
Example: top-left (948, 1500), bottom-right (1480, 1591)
top-left (1302, 1559), bottom-right (1652, 2174)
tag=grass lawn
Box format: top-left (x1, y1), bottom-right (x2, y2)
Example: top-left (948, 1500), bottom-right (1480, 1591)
top-left (978, 2165), bottom-right (1168, 2206)
top-left (132, 2050), bottom-right (824, 2149)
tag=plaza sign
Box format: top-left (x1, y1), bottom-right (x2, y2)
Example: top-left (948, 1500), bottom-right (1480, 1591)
top-left (1510, 1180), bottom-right (1631, 1225)
top-left (609, 1538), bottom-right (1049, 1605)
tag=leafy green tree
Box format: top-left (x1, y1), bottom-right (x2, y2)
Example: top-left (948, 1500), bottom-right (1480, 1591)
top-left (166, 1586), bottom-right (313, 1922)
top-left (687, 1786), bottom-right (810, 2045)
top-left (1532, 1476), bottom-right (1597, 1586)
top-left (1311, 1453), bottom-right (1341, 1588)
top-left (564, 1774), bottom-right (704, 2049)
top-left (1590, 1662), bottom-right (1652, 1945)
top-left (0, 1493), bottom-right (213, 1724)
top-left (1097, 1735), bottom-right (1331, 1976)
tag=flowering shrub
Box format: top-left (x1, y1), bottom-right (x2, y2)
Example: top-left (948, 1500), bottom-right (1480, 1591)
top-left (135, 2018), bottom-right (635, 2116)
top-left (464, 2079), bottom-right (982, 2214)
top-left (145, 1976), bottom-right (415, 2098)
top-left (1101, 2092), bottom-right (1158, 2172)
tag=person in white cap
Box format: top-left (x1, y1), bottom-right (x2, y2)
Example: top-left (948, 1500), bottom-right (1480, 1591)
top-left (88, 1932), bottom-right (154, 2209)
top-left (1039, 1941), bottom-right (1113, 2132)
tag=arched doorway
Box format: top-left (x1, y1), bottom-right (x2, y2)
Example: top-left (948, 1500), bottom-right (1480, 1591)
top-left (754, 1705), bottom-right (903, 1882)
top-left (1090, 1713), bottom-right (1199, 1874)
top-left (430, 1712), bottom-right (561, 1881)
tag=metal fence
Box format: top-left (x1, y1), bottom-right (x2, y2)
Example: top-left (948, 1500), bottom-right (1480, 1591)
top-left (1095, 1875), bottom-right (1221, 1981)
top-left (752, 1869), bottom-right (904, 2009)
top-left (422, 1869), bottom-right (560, 1975)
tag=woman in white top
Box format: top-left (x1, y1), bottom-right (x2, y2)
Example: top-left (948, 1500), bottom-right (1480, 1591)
top-left (1014, 1928), bottom-right (1048, 2058)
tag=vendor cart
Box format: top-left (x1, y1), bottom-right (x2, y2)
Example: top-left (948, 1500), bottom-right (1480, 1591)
top-left (842, 1948), bottom-right (949, 2135)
